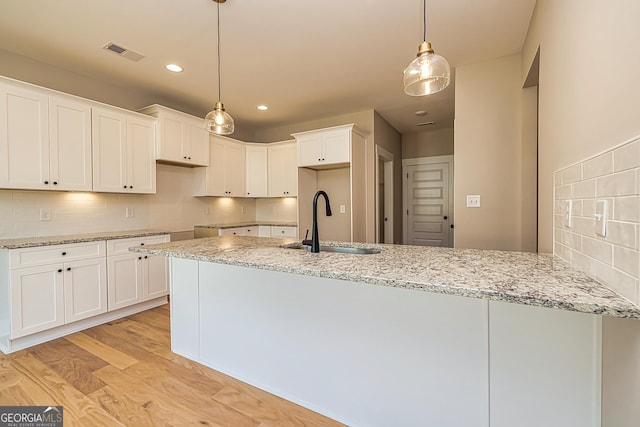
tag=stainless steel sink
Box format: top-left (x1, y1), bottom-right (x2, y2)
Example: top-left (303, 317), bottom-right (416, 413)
top-left (282, 243), bottom-right (381, 255)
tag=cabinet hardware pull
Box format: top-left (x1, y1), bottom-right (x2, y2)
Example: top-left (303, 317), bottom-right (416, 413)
top-left (53, 181), bottom-right (58, 185)
top-left (129, 186), bottom-right (133, 189)
top-left (123, 185), bottom-right (127, 189)
top-left (66, 267), bottom-right (71, 271)
top-left (140, 243), bottom-right (144, 245)
top-left (61, 252), bottom-right (67, 256)
top-left (144, 256), bottom-right (148, 259)
top-left (443, 216), bottom-right (448, 220)
top-left (44, 180), bottom-right (49, 184)
top-left (138, 256), bottom-right (142, 260)
top-left (57, 269), bottom-right (62, 273)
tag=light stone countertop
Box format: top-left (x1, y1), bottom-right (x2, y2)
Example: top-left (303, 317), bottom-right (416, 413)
top-left (0, 229), bottom-right (172, 249)
top-left (195, 222), bottom-right (298, 229)
top-left (131, 235), bottom-right (640, 319)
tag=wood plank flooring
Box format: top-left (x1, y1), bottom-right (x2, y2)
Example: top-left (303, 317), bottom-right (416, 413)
top-left (0, 304), bottom-right (344, 426)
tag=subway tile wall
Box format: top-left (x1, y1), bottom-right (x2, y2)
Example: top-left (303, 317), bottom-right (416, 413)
top-left (554, 137), bottom-right (640, 305)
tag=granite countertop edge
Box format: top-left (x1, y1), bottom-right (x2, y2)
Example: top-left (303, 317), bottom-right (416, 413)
top-left (0, 229), bottom-right (173, 249)
top-left (195, 222), bottom-right (298, 229)
top-left (130, 236), bottom-right (640, 320)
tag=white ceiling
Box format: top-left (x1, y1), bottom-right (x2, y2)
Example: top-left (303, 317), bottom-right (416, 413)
top-left (0, 0), bottom-right (535, 137)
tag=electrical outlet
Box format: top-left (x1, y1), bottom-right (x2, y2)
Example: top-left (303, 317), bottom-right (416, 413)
top-left (240, 205), bottom-right (245, 214)
top-left (39, 208), bottom-right (51, 221)
top-left (466, 195), bottom-right (481, 208)
top-left (340, 205), bottom-right (346, 214)
top-left (125, 207), bottom-right (135, 218)
top-left (204, 207), bottom-right (210, 215)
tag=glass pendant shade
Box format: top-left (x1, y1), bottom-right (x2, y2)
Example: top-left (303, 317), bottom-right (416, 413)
top-left (403, 41), bottom-right (451, 96)
top-left (205, 101), bottom-right (234, 135)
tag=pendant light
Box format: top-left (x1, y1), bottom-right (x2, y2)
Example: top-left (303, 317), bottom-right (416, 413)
top-left (205, 0), bottom-right (234, 135)
top-left (403, 0), bottom-right (451, 96)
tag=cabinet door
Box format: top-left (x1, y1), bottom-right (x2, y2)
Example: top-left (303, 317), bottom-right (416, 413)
top-left (145, 254), bottom-right (169, 300)
top-left (245, 145), bottom-right (268, 197)
top-left (322, 129), bottom-right (351, 164)
top-left (49, 96), bottom-right (92, 191)
top-left (64, 257), bottom-right (107, 323)
top-left (297, 135), bottom-right (323, 167)
top-left (0, 83), bottom-right (50, 190)
top-left (201, 137), bottom-right (227, 196)
top-left (127, 114), bottom-right (156, 194)
top-left (225, 141), bottom-right (246, 196)
top-left (10, 264), bottom-right (64, 338)
top-left (268, 144), bottom-right (289, 197)
top-left (157, 114), bottom-right (184, 163)
top-left (186, 118), bottom-right (209, 166)
top-left (92, 107), bottom-right (127, 192)
top-left (107, 253), bottom-right (143, 311)
top-left (285, 143), bottom-right (298, 196)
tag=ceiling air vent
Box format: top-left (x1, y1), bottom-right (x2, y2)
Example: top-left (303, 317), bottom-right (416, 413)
top-left (102, 42), bottom-right (145, 62)
top-left (416, 121), bottom-right (435, 127)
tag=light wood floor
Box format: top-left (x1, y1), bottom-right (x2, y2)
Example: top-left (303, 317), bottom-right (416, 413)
top-left (0, 304), bottom-right (344, 426)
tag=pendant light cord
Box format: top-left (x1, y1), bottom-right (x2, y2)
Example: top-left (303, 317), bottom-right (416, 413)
top-left (423, 0), bottom-right (427, 42)
top-left (217, 0), bottom-right (222, 103)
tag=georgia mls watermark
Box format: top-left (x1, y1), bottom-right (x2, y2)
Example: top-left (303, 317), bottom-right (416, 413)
top-left (0, 406), bottom-right (63, 427)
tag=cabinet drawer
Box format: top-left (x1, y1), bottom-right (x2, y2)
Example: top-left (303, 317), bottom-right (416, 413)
top-left (219, 227), bottom-right (243, 236)
top-left (270, 226), bottom-right (297, 238)
top-left (10, 241), bottom-right (106, 269)
top-left (107, 235), bottom-right (170, 256)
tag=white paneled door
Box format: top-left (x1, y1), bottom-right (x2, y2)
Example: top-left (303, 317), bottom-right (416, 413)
top-left (404, 157), bottom-right (453, 247)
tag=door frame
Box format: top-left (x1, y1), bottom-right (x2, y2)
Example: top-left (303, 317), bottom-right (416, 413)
top-left (402, 155), bottom-right (455, 246)
top-left (375, 145), bottom-right (394, 244)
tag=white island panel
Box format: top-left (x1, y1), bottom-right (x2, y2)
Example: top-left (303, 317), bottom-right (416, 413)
top-left (196, 262), bottom-right (490, 427)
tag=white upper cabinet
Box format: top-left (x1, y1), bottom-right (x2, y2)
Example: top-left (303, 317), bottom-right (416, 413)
top-left (194, 136), bottom-right (245, 197)
top-left (49, 95), bottom-right (92, 191)
top-left (92, 107), bottom-right (156, 194)
top-left (245, 145), bottom-right (268, 197)
top-left (268, 141), bottom-right (298, 197)
top-left (0, 82), bottom-right (50, 190)
top-left (294, 124), bottom-right (353, 168)
top-left (138, 104), bottom-right (209, 167)
top-left (0, 81), bottom-right (93, 191)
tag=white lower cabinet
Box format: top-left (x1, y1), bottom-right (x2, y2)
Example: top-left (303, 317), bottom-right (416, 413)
top-left (106, 235), bottom-right (169, 311)
top-left (0, 234), bottom-right (169, 353)
top-left (7, 241), bottom-right (107, 339)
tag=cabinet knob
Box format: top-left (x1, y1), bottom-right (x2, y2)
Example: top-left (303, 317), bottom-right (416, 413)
top-left (129, 186), bottom-right (133, 189)
top-left (66, 267), bottom-right (71, 271)
top-left (140, 243), bottom-right (144, 245)
top-left (57, 269), bottom-right (63, 273)
top-left (61, 252), bottom-right (67, 256)
top-left (281, 230), bottom-right (285, 234)
top-left (123, 185), bottom-right (127, 189)
top-left (184, 156), bottom-right (187, 159)
top-left (138, 256), bottom-right (142, 260)
top-left (188, 157), bottom-right (191, 160)
top-left (144, 256), bottom-right (148, 259)
top-left (53, 181), bottom-right (58, 185)
top-left (322, 158), bottom-right (325, 161)
top-left (443, 216), bottom-right (448, 220)
top-left (44, 180), bottom-right (49, 184)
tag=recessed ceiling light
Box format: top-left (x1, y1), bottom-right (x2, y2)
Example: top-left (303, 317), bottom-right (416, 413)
top-left (257, 105), bottom-right (268, 111)
top-left (415, 110), bottom-right (428, 116)
top-left (166, 64), bottom-right (183, 73)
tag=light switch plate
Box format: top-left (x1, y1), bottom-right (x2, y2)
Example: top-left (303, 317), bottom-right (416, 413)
top-left (466, 195), bottom-right (481, 208)
top-left (594, 200), bottom-right (607, 237)
top-left (564, 200), bottom-right (573, 228)
top-left (340, 204), bottom-right (346, 214)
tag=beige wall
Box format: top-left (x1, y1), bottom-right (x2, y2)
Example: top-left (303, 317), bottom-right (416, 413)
top-left (522, 0), bottom-right (640, 254)
top-left (402, 128), bottom-right (454, 159)
top-left (453, 54), bottom-right (524, 251)
top-left (373, 112), bottom-right (403, 243)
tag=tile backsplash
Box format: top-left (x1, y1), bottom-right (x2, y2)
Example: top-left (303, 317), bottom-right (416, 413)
top-left (554, 137), bottom-right (640, 305)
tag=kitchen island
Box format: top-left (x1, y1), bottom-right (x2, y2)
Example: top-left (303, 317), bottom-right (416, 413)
top-left (133, 236), bottom-right (640, 427)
